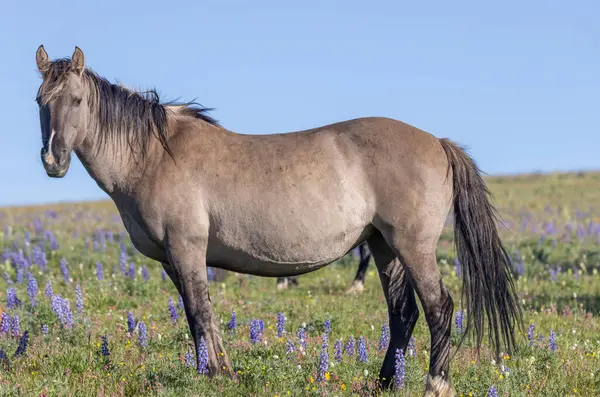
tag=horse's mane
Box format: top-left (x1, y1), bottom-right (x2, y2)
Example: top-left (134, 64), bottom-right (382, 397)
top-left (36, 59), bottom-right (219, 158)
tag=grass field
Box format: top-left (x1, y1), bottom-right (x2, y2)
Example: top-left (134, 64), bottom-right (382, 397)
top-left (1, 171), bottom-right (600, 396)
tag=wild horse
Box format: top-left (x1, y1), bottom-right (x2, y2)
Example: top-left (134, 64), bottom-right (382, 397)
top-left (276, 241), bottom-right (372, 293)
top-left (34, 46), bottom-right (522, 396)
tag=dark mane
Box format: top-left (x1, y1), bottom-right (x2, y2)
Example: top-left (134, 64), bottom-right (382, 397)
top-left (37, 58), bottom-right (219, 159)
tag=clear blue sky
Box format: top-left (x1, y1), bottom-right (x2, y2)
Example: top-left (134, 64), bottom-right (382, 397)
top-left (1, 1), bottom-right (598, 206)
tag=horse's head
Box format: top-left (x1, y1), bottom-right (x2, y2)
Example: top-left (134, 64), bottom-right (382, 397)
top-left (35, 45), bottom-right (90, 178)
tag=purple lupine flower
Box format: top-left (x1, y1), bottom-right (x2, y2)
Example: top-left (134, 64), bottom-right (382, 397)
top-left (141, 265), bottom-right (149, 282)
top-left (62, 298), bottom-right (74, 327)
top-left (258, 319), bottom-right (265, 334)
top-left (334, 339), bottom-right (343, 363)
top-left (250, 319), bottom-right (262, 344)
top-left (75, 285), bottom-right (83, 315)
top-left (357, 336), bottom-right (368, 362)
top-left (345, 336), bottom-right (355, 357)
top-left (516, 259), bottom-right (525, 276)
top-left (378, 324), bottom-right (389, 351)
top-left (277, 312), bottom-right (285, 338)
top-left (33, 245), bottom-right (47, 271)
top-left (6, 287), bottom-right (20, 309)
top-left (128, 263), bottom-right (135, 279)
top-left (317, 334), bottom-right (329, 381)
top-left (27, 272), bottom-right (38, 306)
top-left (197, 337), bottom-right (209, 374)
top-left (549, 330), bottom-right (557, 351)
top-left (394, 348), bottom-right (405, 390)
top-left (15, 267), bottom-right (24, 284)
top-left (487, 385), bottom-right (499, 397)
top-left (527, 324), bottom-right (535, 345)
top-left (227, 309), bottom-right (236, 331)
top-left (13, 330), bottom-right (29, 358)
top-left (323, 319), bottom-right (331, 335)
top-left (41, 324), bottom-right (49, 335)
top-left (0, 313), bottom-right (10, 334)
top-left (297, 326), bottom-right (307, 351)
top-left (178, 295), bottom-right (184, 311)
top-left (45, 280), bottom-right (53, 298)
top-left (51, 295), bottom-right (64, 325)
top-left (286, 340), bottom-right (295, 355)
top-left (60, 258), bottom-right (70, 283)
top-left (96, 261), bottom-right (104, 281)
top-left (11, 314), bottom-right (20, 337)
top-left (100, 335), bottom-right (110, 356)
top-left (119, 250), bottom-right (127, 277)
top-left (138, 321), bottom-right (147, 347)
top-left (127, 312), bottom-right (136, 333)
top-left (407, 337), bottom-right (417, 357)
top-left (185, 347), bottom-right (194, 368)
top-left (455, 311), bottom-right (464, 334)
top-left (168, 297), bottom-right (178, 323)
top-left (161, 269), bottom-right (168, 281)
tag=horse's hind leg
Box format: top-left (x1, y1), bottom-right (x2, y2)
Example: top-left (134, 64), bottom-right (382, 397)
top-left (368, 232), bottom-right (419, 389)
top-left (380, 227), bottom-right (455, 397)
top-left (345, 242), bottom-right (372, 294)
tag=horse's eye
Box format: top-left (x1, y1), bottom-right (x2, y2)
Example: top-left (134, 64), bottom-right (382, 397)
top-left (73, 98), bottom-right (82, 107)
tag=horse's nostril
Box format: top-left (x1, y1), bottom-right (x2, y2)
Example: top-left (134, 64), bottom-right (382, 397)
top-left (61, 149), bottom-right (67, 154)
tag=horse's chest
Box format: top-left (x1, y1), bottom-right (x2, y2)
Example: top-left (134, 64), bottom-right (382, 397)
top-left (121, 213), bottom-right (166, 262)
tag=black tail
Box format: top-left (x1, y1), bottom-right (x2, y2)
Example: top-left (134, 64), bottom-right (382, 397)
top-left (440, 138), bottom-right (523, 358)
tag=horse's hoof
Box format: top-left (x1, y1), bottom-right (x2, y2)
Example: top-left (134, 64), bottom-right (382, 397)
top-left (345, 280), bottom-right (365, 294)
top-left (276, 280), bottom-right (289, 291)
top-left (423, 376), bottom-right (455, 397)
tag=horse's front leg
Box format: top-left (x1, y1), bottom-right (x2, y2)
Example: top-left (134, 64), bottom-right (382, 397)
top-left (165, 232), bottom-right (232, 377)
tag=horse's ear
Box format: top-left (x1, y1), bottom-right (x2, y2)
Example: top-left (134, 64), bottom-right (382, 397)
top-left (71, 46), bottom-right (85, 76)
top-left (36, 45), bottom-right (50, 74)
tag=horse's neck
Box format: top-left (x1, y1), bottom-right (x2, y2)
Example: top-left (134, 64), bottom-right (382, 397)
top-left (74, 133), bottom-right (147, 197)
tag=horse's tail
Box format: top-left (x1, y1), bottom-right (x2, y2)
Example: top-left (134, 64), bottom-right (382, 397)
top-left (439, 138), bottom-right (523, 358)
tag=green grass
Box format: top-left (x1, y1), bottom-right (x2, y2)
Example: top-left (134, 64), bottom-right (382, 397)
top-left (1, 171), bottom-right (600, 396)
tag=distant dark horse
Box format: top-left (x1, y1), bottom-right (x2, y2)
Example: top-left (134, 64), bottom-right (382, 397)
top-left (34, 46), bottom-right (521, 396)
top-left (276, 241), bottom-right (371, 293)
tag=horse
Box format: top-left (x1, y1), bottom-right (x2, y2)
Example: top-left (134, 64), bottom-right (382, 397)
top-left (276, 240), bottom-right (372, 293)
top-left (33, 46), bottom-right (522, 397)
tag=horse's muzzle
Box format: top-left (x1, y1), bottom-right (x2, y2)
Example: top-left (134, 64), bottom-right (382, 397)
top-left (41, 147), bottom-right (70, 178)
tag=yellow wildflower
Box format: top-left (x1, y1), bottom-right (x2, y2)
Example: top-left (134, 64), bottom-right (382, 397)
top-left (309, 375), bottom-right (315, 383)
top-left (325, 372), bottom-right (331, 381)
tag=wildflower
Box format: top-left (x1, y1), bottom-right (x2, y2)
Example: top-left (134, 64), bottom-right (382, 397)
top-left (0, 313), bottom-right (10, 334)
top-left (227, 309), bottom-right (236, 331)
top-left (454, 257), bottom-right (461, 277)
top-left (297, 326), bottom-right (307, 351)
top-left (178, 295), bottom-right (184, 310)
top-left (455, 310), bottom-right (464, 334)
top-left (60, 258), bottom-right (70, 283)
top-left (45, 280), bottom-right (53, 298)
top-left (127, 312), bottom-right (136, 333)
top-left (96, 261), bottom-right (104, 280)
top-left (128, 263), bottom-right (135, 279)
top-left (394, 348), bottom-right (405, 390)
top-left (168, 297), bottom-right (178, 323)
top-left (41, 324), bottom-right (49, 335)
top-left (62, 298), bottom-right (74, 327)
top-left (277, 312), bottom-right (285, 338)
top-left (345, 336), bottom-right (355, 357)
top-left (197, 337), bottom-right (209, 374)
top-left (101, 335), bottom-right (110, 356)
top-left (527, 324), bottom-right (535, 345)
top-left (161, 269), bottom-right (168, 281)
top-left (75, 284), bottom-right (83, 315)
top-left (286, 340), bottom-right (295, 355)
top-left (13, 330), bottom-right (29, 357)
top-left (185, 347), bottom-right (194, 368)
top-left (141, 265), bottom-right (149, 282)
top-left (317, 334), bottom-right (329, 381)
top-left (250, 319), bottom-right (262, 344)
top-left (358, 336), bottom-right (368, 362)
top-left (323, 319), bottom-right (331, 335)
top-left (119, 250), bottom-right (127, 277)
top-left (11, 314), bottom-right (20, 337)
top-left (334, 339), bottom-right (343, 362)
top-left (138, 321), bottom-right (147, 347)
top-left (378, 324), bottom-right (389, 351)
top-left (407, 337), bottom-right (417, 357)
top-left (549, 330), bottom-right (557, 351)
top-left (487, 385), bottom-right (499, 397)
top-left (6, 287), bottom-right (21, 309)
